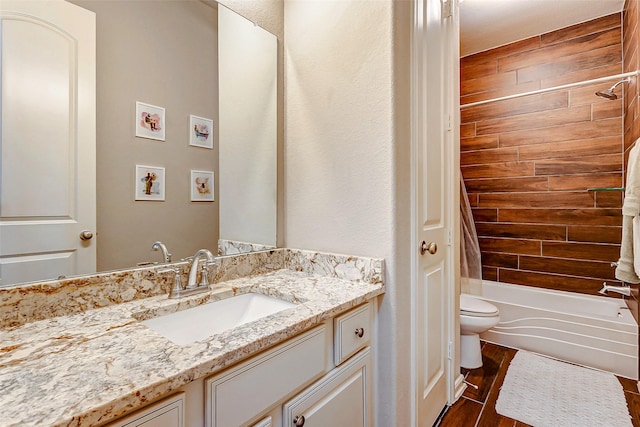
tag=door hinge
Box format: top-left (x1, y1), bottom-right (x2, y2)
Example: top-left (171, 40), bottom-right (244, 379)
top-left (447, 341), bottom-right (453, 360)
top-left (447, 229), bottom-right (452, 246)
top-left (447, 114), bottom-right (453, 132)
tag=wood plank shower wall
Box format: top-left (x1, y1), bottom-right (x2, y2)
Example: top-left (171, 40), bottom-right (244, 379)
top-left (624, 0), bottom-right (640, 320)
top-left (460, 13), bottom-right (625, 295)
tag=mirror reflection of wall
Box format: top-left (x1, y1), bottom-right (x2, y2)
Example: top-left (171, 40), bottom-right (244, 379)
top-left (218, 5), bottom-right (277, 255)
top-left (73, 0), bottom-right (220, 272)
top-left (0, 0), bottom-right (280, 288)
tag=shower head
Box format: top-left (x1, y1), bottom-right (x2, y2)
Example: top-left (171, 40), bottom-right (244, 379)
top-left (595, 77), bottom-right (631, 100)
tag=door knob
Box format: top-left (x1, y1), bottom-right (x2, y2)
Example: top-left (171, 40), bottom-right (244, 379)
top-left (79, 230), bottom-right (94, 241)
top-left (419, 241), bottom-right (437, 255)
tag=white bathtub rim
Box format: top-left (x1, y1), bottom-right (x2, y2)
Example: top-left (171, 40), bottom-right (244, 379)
top-left (480, 279), bottom-right (635, 326)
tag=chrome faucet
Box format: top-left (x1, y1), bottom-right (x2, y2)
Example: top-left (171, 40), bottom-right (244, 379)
top-left (599, 282), bottom-right (631, 297)
top-left (160, 248), bottom-right (217, 299)
top-left (151, 241), bottom-right (172, 263)
top-left (186, 249), bottom-right (216, 289)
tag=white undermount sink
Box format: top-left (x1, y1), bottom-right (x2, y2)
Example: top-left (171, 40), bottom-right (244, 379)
top-left (140, 293), bottom-right (297, 345)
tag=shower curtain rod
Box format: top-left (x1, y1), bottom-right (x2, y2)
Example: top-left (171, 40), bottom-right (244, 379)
top-left (460, 70), bottom-right (640, 109)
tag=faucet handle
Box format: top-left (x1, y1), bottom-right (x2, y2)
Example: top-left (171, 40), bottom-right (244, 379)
top-left (159, 267), bottom-right (183, 297)
top-left (199, 261), bottom-right (216, 287)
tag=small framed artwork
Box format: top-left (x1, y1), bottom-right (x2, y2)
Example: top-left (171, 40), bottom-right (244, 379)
top-left (136, 102), bottom-right (165, 141)
top-left (189, 115), bottom-right (214, 149)
top-left (135, 165), bottom-right (165, 201)
top-left (190, 170), bottom-right (214, 201)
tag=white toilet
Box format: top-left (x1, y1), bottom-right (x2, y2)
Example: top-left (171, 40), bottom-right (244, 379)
top-left (460, 294), bottom-right (500, 369)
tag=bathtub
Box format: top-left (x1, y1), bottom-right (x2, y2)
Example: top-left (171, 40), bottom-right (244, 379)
top-left (478, 280), bottom-right (639, 379)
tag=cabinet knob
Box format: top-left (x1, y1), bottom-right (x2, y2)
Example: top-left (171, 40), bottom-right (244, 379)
top-left (293, 415), bottom-right (306, 426)
top-left (355, 327), bottom-right (365, 338)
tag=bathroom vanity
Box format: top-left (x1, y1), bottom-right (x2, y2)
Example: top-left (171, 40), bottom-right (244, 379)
top-left (0, 249), bottom-right (384, 427)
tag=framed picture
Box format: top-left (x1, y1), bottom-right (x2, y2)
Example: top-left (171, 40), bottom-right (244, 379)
top-left (135, 165), bottom-right (165, 201)
top-left (136, 102), bottom-right (165, 141)
top-left (190, 170), bottom-right (214, 201)
top-left (189, 115), bottom-right (214, 149)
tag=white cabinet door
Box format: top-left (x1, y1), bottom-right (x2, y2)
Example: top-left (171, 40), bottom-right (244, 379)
top-left (205, 325), bottom-right (330, 427)
top-left (252, 417), bottom-right (272, 427)
top-left (107, 393), bottom-right (185, 427)
top-left (283, 348), bottom-right (371, 427)
top-left (0, 0), bottom-right (96, 286)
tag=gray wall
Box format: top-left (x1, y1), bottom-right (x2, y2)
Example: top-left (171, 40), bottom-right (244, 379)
top-left (72, 0), bottom-right (219, 270)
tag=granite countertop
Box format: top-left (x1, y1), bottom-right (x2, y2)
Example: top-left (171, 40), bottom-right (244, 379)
top-left (0, 267), bottom-right (384, 427)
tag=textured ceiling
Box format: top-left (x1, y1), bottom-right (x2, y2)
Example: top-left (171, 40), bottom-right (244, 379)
top-left (460, 0), bottom-right (624, 57)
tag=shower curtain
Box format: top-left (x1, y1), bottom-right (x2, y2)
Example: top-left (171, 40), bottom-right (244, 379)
top-left (460, 174), bottom-right (483, 295)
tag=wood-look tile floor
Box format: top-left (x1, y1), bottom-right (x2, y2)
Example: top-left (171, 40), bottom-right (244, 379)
top-left (437, 341), bottom-right (640, 427)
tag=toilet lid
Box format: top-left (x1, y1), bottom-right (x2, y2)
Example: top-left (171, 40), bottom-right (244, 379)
top-left (460, 294), bottom-right (499, 317)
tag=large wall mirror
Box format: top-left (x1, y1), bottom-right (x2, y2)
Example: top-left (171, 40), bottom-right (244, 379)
top-left (0, 0), bottom-right (278, 287)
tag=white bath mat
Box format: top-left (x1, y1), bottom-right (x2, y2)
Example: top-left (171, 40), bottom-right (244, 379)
top-left (496, 351), bottom-right (632, 427)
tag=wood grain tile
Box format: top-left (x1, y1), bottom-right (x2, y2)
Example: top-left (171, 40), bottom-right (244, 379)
top-left (475, 223), bottom-right (567, 241)
top-left (541, 13), bottom-right (621, 46)
top-left (473, 208), bottom-right (498, 223)
top-left (548, 172), bottom-right (622, 191)
top-left (439, 398), bottom-right (483, 427)
top-left (461, 91), bottom-right (568, 123)
top-left (569, 81), bottom-right (623, 106)
top-left (593, 98), bottom-right (623, 120)
top-left (476, 346), bottom-right (518, 427)
top-left (498, 269), bottom-right (615, 295)
top-left (461, 36), bottom-right (541, 70)
top-left (534, 154), bottom-right (622, 176)
top-left (464, 177), bottom-right (549, 193)
top-left (462, 71), bottom-right (517, 97)
top-left (463, 343), bottom-right (510, 403)
top-left (596, 191), bottom-right (623, 208)
top-left (479, 237), bottom-right (541, 256)
top-left (482, 267), bottom-right (498, 281)
top-left (476, 105), bottom-right (591, 136)
top-left (461, 122), bottom-right (476, 138)
top-left (461, 81), bottom-right (541, 106)
top-left (518, 136), bottom-right (621, 160)
top-left (461, 147), bottom-right (519, 166)
top-left (498, 117), bottom-right (621, 147)
top-left (619, 377), bottom-right (640, 395)
top-left (461, 135), bottom-right (499, 152)
top-left (541, 241), bottom-right (620, 262)
top-left (478, 192), bottom-right (594, 208)
top-left (498, 208), bottom-right (622, 226)
top-left (462, 162), bottom-right (534, 179)
top-left (541, 63), bottom-right (623, 89)
top-left (625, 391), bottom-right (640, 427)
top-left (623, 0), bottom-right (638, 60)
top-left (519, 255), bottom-right (616, 280)
top-left (516, 45), bottom-right (621, 84)
top-left (481, 252), bottom-right (519, 269)
top-left (568, 225), bottom-right (622, 244)
top-left (461, 14), bottom-right (626, 298)
top-left (460, 60), bottom-right (497, 81)
top-left (498, 27), bottom-right (621, 72)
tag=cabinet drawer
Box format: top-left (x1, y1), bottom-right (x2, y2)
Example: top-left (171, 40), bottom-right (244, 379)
top-left (283, 348), bottom-right (371, 427)
top-left (205, 324), bottom-right (330, 427)
top-left (107, 392), bottom-right (185, 427)
top-left (252, 416), bottom-right (272, 427)
top-left (334, 303), bottom-right (371, 365)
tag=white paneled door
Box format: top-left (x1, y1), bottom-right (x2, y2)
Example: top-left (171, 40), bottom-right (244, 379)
top-left (0, 0), bottom-right (96, 286)
top-left (413, 0), bottom-right (456, 425)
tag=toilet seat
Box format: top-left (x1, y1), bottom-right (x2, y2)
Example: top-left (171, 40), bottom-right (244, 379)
top-left (460, 294), bottom-right (499, 317)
